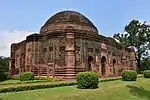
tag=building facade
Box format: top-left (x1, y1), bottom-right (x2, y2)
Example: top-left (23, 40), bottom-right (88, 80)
top-left (9, 11), bottom-right (137, 79)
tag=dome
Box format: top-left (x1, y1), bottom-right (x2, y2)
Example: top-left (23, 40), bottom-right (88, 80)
top-left (40, 10), bottom-right (98, 34)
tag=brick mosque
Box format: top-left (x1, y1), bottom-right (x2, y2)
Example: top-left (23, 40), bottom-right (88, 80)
top-left (9, 10), bottom-right (137, 79)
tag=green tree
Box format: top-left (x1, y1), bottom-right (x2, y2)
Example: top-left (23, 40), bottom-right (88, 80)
top-left (140, 57), bottom-right (150, 71)
top-left (113, 20), bottom-right (150, 72)
top-left (0, 56), bottom-right (9, 81)
top-left (0, 56), bottom-right (9, 72)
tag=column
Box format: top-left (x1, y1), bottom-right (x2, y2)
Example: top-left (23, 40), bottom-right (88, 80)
top-left (65, 31), bottom-right (76, 79)
top-left (9, 44), bottom-right (16, 76)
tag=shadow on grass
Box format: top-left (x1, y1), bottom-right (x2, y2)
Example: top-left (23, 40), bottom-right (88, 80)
top-left (126, 85), bottom-right (150, 100)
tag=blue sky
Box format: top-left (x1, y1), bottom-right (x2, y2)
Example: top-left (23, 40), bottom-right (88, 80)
top-left (0, 0), bottom-right (150, 56)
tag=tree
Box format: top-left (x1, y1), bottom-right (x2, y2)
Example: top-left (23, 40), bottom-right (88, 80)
top-left (113, 20), bottom-right (150, 72)
top-left (0, 56), bottom-right (9, 72)
top-left (140, 57), bottom-right (150, 71)
top-left (0, 56), bottom-right (9, 81)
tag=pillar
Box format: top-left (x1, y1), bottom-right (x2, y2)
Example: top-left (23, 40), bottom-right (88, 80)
top-left (65, 29), bottom-right (76, 79)
top-left (9, 44), bottom-right (16, 76)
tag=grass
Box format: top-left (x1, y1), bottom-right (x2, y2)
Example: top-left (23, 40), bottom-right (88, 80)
top-left (0, 80), bottom-right (20, 84)
top-left (0, 77), bottom-right (120, 89)
top-left (0, 77), bottom-right (63, 86)
top-left (0, 79), bottom-right (52, 85)
top-left (0, 81), bottom-right (72, 89)
top-left (0, 78), bottom-right (150, 100)
top-left (0, 74), bottom-right (143, 88)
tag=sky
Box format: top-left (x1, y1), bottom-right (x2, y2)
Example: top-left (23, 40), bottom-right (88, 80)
top-left (0, 0), bottom-right (150, 57)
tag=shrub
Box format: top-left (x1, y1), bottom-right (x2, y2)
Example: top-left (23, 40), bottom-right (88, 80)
top-left (0, 82), bottom-right (76, 93)
top-left (143, 70), bottom-right (150, 78)
top-left (34, 77), bottom-right (63, 82)
top-left (8, 75), bottom-right (20, 80)
top-left (139, 71), bottom-right (144, 74)
top-left (52, 77), bottom-right (63, 82)
top-left (100, 77), bottom-right (122, 82)
top-left (34, 77), bottom-right (53, 81)
top-left (76, 72), bottom-right (99, 89)
top-left (121, 70), bottom-right (137, 81)
top-left (19, 72), bottom-right (35, 81)
top-left (0, 72), bottom-right (7, 81)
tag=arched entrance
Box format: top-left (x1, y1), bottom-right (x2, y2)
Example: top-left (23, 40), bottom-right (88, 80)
top-left (101, 56), bottom-right (106, 76)
top-left (88, 56), bottom-right (93, 71)
top-left (113, 59), bottom-right (116, 75)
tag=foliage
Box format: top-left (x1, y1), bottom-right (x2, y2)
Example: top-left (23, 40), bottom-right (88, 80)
top-left (0, 82), bottom-right (76, 93)
top-left (0, 56), bottom-right (9, 72)
top-left (34, 77), bottom-right (63, 82)
top-left (1, 75), bottom-right (143, 86)
top-left (139, 71), bottom-right (144, 74)
top-left (121, 70), bottom-right (137, 81)
top-left (76, 72), bottom-right (99, 89)
top-left (0, 72), bottom-right (7, 81)
top-left (140, 58), bottom-right (150, 71)
top-left (9, 75), bottom-right (20, 80)
top-left (0, 56), bottom-right (9, 81)
top-left (0, 78), bottom-right (149, 100)
top-left (100, 74), bottom-right (143, 82)
top-left (143, 70), bottom-right (150, 78)
top-left (0, 77), bottom-right (63, 85)
top-left (0, 75), bottom-right (143, 93)
top-left (113, 20), bottom-right (150, 72)
top-left (19, 72), bottom-right (35, 81)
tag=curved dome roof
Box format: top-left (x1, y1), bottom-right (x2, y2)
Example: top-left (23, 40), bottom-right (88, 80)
top-left (40, 10), bottom-right (98, 34)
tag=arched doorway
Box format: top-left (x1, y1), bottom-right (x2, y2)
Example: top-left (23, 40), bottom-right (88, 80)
top-left (88, 56), bottom-right (93, 71)
top-left (101, 56), bottom-right (106, 76)
top-left (113, 59), bottom-right (116, 75)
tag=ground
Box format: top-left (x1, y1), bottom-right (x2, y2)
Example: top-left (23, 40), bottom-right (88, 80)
top-left (0, 78), bottom-right (150, 100)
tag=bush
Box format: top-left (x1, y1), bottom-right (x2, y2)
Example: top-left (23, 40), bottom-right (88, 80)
top-left (19, 72), bottom-right (34, 81)
top-left (76, 72), bottom-right (99, 89)
top-left (0, 72), bottom-right (7, 81)
top-left (52, 77), bottom-right (63, 82)
top-left (139, 71), bottom-right (144, 74)
top-left (34, 77), bottom-right (63, 82)
top-left (100, 77), bottom-right (122, 82)
top-left (0, 82), bottom-right (76, 93)
top-left (143, 70), bottom-right (150, 78)
top-left (8, 75), bottom-right (20, 80)
top-left (121, 70), bottom-right (137, 81)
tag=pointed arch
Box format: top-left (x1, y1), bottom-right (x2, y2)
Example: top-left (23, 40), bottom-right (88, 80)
top-left (113, 59), bottom-right (116, 75)
top-left (101, 56), bottom-right (106, 76)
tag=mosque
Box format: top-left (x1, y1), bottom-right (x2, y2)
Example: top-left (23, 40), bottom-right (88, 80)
top-left (9, 10), bottom-right (136, 79)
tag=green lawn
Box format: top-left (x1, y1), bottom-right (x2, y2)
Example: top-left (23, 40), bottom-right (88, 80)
top-left (0, 77), bottom-right (63, 86)
top-left (0, 78), bottom-right (150, 100)
top-left (0, 80), bottom-right (21, 85)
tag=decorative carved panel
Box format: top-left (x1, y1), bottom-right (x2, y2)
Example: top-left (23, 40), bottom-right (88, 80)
top-left (43, 48), bottom-right (47, 53)
top-left (49, 47), bottom-right (53, 51)
top-left (59, 46), bottom-right (65, 51)
top-left (88, 48), bottom-right (93, 53)
top-left (67, 38), bottom-right (74, 48)
top-left (95, 49), bottom-right (99, 54)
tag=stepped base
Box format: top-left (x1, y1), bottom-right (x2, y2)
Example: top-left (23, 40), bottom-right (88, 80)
top-left (64, 68), bottom-right (76, 79)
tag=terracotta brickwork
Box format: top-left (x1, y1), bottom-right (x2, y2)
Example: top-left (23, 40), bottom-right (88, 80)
top-left (9, 11), bottom-right (137, 79)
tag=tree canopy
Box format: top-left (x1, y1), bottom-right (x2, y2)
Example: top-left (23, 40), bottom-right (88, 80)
top-left (113, 19), bottom-right (150, 71)
top-left (0, 56), bottom-right (9, 81)
top-left (0, 56), bottom-right (9, 72)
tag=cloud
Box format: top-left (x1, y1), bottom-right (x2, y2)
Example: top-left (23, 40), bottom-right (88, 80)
top-left (0, 30), bottom-right (36, 57)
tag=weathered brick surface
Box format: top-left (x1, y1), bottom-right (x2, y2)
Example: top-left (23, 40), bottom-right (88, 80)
top-left (9, 11), bottom-right (137, 79)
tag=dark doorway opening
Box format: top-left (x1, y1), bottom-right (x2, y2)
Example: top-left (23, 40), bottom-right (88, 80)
top-left (88, 56), bottom-right (93, 71)
top-left (113, 59), bottom-right (116, 75)
top-left (101, 56), bottom-right (106, 76)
